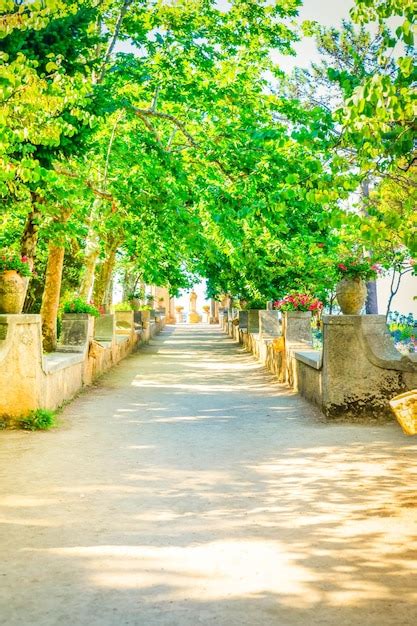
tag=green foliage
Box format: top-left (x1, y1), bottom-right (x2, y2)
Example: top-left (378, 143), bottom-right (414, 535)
top-left (19, 409), bottom-right (56, 431)
top-left (0, 0), bottom-right (415, 321)
top-left (114, 301), bottom-right (133, 311)
top-left (0, 253), bottom-right (31, 276)
top-left (63, 298), bottom-right (100, 316)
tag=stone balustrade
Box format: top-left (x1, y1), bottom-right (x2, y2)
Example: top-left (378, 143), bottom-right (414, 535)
top-left (0, 310), bottom-right (166, 421)
top-left (225, 308), bottom-right (417, 421)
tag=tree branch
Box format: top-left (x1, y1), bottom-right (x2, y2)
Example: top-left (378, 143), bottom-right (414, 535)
top-left (54, 167), bottom-right (115, 201)
top-left (95, 0), bottom-right (133, 84)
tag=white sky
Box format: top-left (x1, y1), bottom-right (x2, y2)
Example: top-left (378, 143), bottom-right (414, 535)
top-left (274, 0), bottom-right (354, 71)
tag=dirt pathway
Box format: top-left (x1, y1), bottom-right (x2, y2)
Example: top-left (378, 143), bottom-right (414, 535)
top-left (0, 325), bottom-right (416, 626)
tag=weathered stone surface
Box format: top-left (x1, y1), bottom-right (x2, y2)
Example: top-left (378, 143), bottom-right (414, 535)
top-left (58, 314), bottom-right (94, 352)
top-left (95, 314), bottom-right (115, 342)
top-left (283, 311), bottom-right (312, 343)
top-left (247, 310), bottom-right (260, 333)
top-left (115, 311), bottom-right (134, 335)
top-left (321, 315), bottom-right (417, 421)
top-left (238, 310), bottom-right (248, 329)
top-left (239, 309), bottom-right (417, 423)
top-left (259, 310), bottom-right (280, 336)
top-left (141, 310), bottom-right (151, 327)
top-left (0, 271), bottom-right (28, 314)
top-left (0, 310), bottom-right (166, 420)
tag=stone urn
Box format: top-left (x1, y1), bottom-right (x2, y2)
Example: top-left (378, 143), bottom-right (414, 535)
top-left (336, 278), bottom-right (367, 315)
top-left (0, 270), bottom-right (28, 314)
top-left (202, 304), bottom-right (210, 323)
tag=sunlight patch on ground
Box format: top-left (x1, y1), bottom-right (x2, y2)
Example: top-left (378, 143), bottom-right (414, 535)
top-left (30, 540), bottom-right (321, 606)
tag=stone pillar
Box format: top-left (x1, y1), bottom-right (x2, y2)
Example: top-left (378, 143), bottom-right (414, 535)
top-left (238, 310), bottom-right (248, 329)
top-left (114, 310), bottom-right (134, 335)
top-left (282, 311), bottom-right (312, 343)
top-left (210, 298), bottom-right (218, 324)
top-left (175, 307), bottom-right (184, 324)
top-left (282, 311), bottom-right (312, 387)
top-left (0, 314), bottom-right (44, 418)
top-left (94, 314), bottom-right (115, 342)
top-left (58, 313), bottom-right (95, 352)
top-left (247, 309), bottom-right (260, 333)
top-left (259, 310), bottom-right (280, 336)
top-left (167, 297), bottom-right (176, 323)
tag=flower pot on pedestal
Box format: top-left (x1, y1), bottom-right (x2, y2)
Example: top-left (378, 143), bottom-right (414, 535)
top-left (0, 270), bottom-right (28, 314)
top-left (336, 278), bottom-right (367, 315)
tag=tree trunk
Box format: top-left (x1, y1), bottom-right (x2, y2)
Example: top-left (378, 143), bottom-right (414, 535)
top-left (365, 280), bottom-right (379, 314)
top-left (40, 244), bottom-right (65, 352)
top-left (21, 194), bottom-right (43, 270)
top-left (360, 179), bottom-right (379, 314)
top-left (93, 238), bottom-right (120, 310)
top-left (78, 239), bottom-right (100, 301)
top-left (78, 197), bottom-right (103, 301)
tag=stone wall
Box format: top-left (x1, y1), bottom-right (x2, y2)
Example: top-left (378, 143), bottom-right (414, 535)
top-left (226, 309), bottom-right (417, 422)
top-left (0, 311), bottom-right (165, 421)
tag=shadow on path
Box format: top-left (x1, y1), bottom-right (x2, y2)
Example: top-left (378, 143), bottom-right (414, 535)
top-left (0, 324), bottom-right (416, 625)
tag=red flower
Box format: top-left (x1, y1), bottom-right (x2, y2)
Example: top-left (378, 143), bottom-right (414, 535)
top-left (21, 256), bottom-right (28, 262)
top-left (338, 263), bottom-right (347, 271)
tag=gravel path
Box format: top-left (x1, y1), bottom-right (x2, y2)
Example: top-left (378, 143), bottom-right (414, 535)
top-left (0, 324), bottom-right (416, 626)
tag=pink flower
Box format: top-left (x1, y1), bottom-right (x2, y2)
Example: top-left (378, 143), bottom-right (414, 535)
top-left (21, 256), bottom-right (28, 262)
top-left (338, 263), bottom-right (347, 271)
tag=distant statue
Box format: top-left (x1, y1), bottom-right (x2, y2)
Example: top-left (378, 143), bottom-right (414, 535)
top-left (189, 290), bottom-right (201, 323)
top-left (190, 290), bottom-right (197, 312)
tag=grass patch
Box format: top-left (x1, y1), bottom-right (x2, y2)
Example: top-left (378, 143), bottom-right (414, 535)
top-left (19, 409), bottom-right (57, 431)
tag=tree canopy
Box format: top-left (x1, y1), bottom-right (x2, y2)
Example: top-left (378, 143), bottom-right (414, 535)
top-left (0, 0), bottom-right (415, 348)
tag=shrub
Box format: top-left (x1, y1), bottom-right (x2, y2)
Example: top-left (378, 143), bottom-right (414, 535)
top-left (0, 253), bottom-right (31, 277)
top-left (336, 258), bottom-right (381, 281)
top-left (63, 298), bottom-right (100, 316)
top-left (19, 409), bottom-right (56, 431)
top-left (273, 293), bottom-right (323, 312)
top-left (114, 301), bottom-right (133, 311)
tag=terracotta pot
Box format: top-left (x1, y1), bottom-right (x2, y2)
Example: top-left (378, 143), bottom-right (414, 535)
top-left (336, 278), bottom-right (367, 315)
top-left (0, 270), bottom-right (28, 314)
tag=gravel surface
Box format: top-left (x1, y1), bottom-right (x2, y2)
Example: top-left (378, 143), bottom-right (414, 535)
top-left (0, 324), bottom-right (416, 626)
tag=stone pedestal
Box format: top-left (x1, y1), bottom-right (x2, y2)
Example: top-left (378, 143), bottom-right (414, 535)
top-left (247, 310), bottom-right (261, 333)
top-left (58, 314), bottom-right (95, 352)
top-left (259, 310), bottom-right (280, 336)
top-left (95, 314), bottom-right (115, 342)
top-left (115, 310), bottom-right (134, 335)
top-left (189, 312), bottom-right (201, 323)
top-left (238, 310), bottom-right (248, 329)
top-left (283, 311), bottom-right (312, 343)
